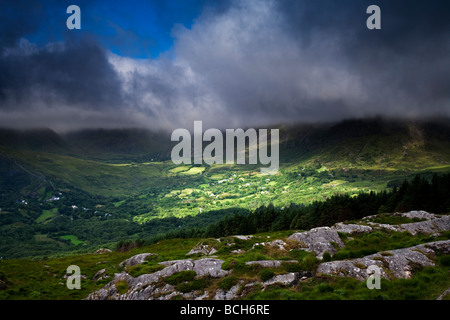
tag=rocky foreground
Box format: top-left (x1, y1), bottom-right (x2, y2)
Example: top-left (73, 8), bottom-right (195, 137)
top-left (87, 211), bottom-right (450, 300)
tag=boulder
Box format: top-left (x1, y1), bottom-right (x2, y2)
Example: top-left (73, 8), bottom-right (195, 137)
top-left (397, 215), bottom-right (450, 236)
top-left (186, 243), bottom-right (218, 256)
top-left (262, 272), bottom-right (299, 287)
top-left (233, 235), bottom-right (253, 240)
top-left (93, 248), bottom-right (112, 254)
top-left (87, 258), bottom-right (228, 300)
top-left (245, 260), bottom-right (297, 268)
top-left (333, 223), bottom-right (373, 235)
top-left (317, 240), bottom-right (449, 280)
top-left (396, 210), bottom-right (437, 220)
top-left (92, 268), bottom-right (108, 281)
top-left (214, 283), bottom-right (241, 300)
top-left (368, 215), bottom-right (450, 235)
top-left (288, 226), bottom-right (345, 259)
top-left (119, 253), bottom-right (157, 267)
top-left (437, 288), bottom-right (450, 300)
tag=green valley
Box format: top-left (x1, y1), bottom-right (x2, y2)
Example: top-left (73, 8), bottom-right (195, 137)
top-left (0, 118), bottom-right (449, 261)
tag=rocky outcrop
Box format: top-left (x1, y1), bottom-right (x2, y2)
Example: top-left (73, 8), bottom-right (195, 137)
top-left (437, 288), bottom-right (450, 300)
top-left (262, 272), bottom-right (299, 287)
top-left (86, 211), bottom-right (449, 300)
top-left (119, 253), bottom-right (157, 267)
top-left (317, 240), bottom-right (450, 281)
top-left (92, 268), bottom-right (108, 281)
top-left (186, 243), bottom-right (218, 256)
top-left (396, 215), bottom-right (450, 235)
top-left (159, 258), bottom-right (228, 278)
top-left (87, 258), bottom-right (228, 300)
top-left (367, 215), bottom-right (450, 235)
top-left (93, 248), bottom-right (112, 254)
top-left (333, 223), bottom-right (373, 235)
top-left (233, 235), bottom-right (253, 240)
top-left (268, 239), bottom-right (288, 250)
top-left (245, 260), bottom-right (297, 268)
top-left (214, 283), bottom-right (241, 300)
top-left (396, 210), bottom-right (437, 220)
top-left (288, 227), bottom-right (345, 259)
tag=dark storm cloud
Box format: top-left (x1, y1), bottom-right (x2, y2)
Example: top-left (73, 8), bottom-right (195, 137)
top-left (167, 0), bottom-right (450, 127)
top-left (0, 0), bottom-right (449, 130)
top-left (0, 36), bottom-right (123, 110)
top-left (274, 0), bottom-right (450, 118)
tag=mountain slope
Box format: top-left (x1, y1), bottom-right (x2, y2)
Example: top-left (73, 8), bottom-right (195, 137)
top-left (0, 118), bottom-right (449, 260)
top-left (0, 210), bottom-right (448, 300)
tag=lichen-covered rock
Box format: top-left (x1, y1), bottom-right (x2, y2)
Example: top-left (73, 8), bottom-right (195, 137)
top-left (437, 288), bottom-right (450, 300)
top-left (268, 239), bottom-right (287, 250)
top-left (245, 260), bottom-right (297, 268)
top-left (317, 240), bottom-right (450, 281)
top-left (288, 226), bottom-right (345, 259)
top-left (87, 258), bottom-right (228, 300)
top-left (119, 253), bottom-right (157, 267)
top-left (317, 258), bottom-right (387, 281)
top-left (367, 215), bottom-right (450, 235)
top-left (214, 283), bottom-right (241, 300)
top-left (233, 235), bottom-right (253, 240)
top-left (397, 215), bottom-right (450, 235)
top-left (333, 223), bottom-right (373, 235)
top-left (92, 268), bottom-right (108, 281)
top-left (186, 243), bottom-right (218, 256)
top-left (262, 272), bottom-right (299, 287)
top-left (396, 210), bottom-right (437, 220)
top-left (93, 248), bottom-right (112, 254)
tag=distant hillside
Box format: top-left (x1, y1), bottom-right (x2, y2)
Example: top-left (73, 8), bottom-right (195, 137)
top-left (0, 127), bottom-right (174, 162)
top-left (1, 118), bottom-right (450, 166)
top-left (0, 128), bottom-right (69, 154)
top-left (279, 117), bottom-right (450, 169)
top-left (0, 118), bottom-right (450, 261)
top-left (63, 128), bottom-right (173, 161)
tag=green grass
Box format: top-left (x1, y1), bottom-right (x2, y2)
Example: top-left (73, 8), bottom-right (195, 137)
top-left (59, 235), bottom-right (85, 246)
top-left (36, 208), bottom-right (58, 223)
top-left (246, 263), bottom-right (450, 300)
top-left (0, 225), bottom-right (448, 300)
top-left (181, 167), bottom-right (206, 175)
top-left (169, 166), bottom-right (191, 173)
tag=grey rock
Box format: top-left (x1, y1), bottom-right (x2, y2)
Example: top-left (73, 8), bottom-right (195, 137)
top-left (119, 253), bottom-right (157, 267)
top-left (87, 258), bottom-right (228, 300)
top-left (214, 283), bottom-right (241, 300)
top-left (397, 210), bottom-right (437, 220)
top-left (262, 272), bottom-right (299, 287)
top-left (92, 268), bottom-right (107, 281)
top-left (192, 258), bottom-right (229, 278)
top-left (93, 248), bottom-right (112, 254)
top-left (288, 226), bottom-right (345, 259)
top-left (233, 235), bottom-right (253, 240)
top-left (437, 288), bottom-right (450, 300)
top-left (333, 223), bottom-right (373, 235)
top-left (245, 260), bottom-right (297, 268)
top-left (317, 258), bottom-right (387, 281)
top-left (187, 243), bottom-right (218, 256)
top-left (63, 273), bottom-right (86, 280)
top-left (368, 215), bottom-right (450, 235)
top-left (317, 240), bottom-right (450, 281)
top-left (397, 215), bottom-right (450, 236)
top-left (251, 239), bottom-right (286, 250)
top-left (268, 239), bottom-right (287, 250)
